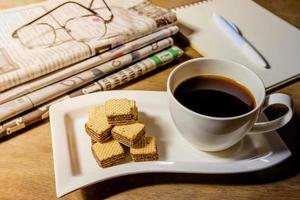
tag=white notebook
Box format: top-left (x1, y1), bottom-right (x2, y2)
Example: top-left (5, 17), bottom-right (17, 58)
top-left (172, 0), bottom-right (300, 90)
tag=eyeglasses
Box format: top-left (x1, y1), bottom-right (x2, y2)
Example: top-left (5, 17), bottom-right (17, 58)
top-left (11, 0), bottom-right (114, 49)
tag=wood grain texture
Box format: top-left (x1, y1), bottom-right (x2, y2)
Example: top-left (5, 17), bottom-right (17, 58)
top-left (0, 0), bottom-right (299, 200)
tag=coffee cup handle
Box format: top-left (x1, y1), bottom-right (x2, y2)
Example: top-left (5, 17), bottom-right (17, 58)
top-left (249, 93), bottom-right (293, 134)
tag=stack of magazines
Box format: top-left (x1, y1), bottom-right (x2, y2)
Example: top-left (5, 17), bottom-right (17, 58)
top-left (0, 0), bottom-right (183, 137)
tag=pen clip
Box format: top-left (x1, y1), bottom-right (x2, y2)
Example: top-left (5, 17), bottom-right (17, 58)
top-left (225, 19), bottom-right (241, 34)
top-left (213, 13), bottom-right (241, 35)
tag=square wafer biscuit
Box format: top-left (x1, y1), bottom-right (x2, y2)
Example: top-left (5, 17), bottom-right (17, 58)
top-left (85, 105), bottom-right (112, 143)
top-left (130, 136), bottom-right (159, 162)
top-left (105, 99), bottom-right (138, 125)
top-left (92, 139), bottom-right (125, 168)
top-left (111, 121), bottom-right (145, 147)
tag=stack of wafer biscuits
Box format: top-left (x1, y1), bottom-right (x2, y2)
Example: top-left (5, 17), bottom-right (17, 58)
top-left (85, 98), bottom-right (159, 168)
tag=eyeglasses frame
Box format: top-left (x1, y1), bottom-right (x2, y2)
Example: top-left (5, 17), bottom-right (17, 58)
top-left (11, 0), bottom-right (114, 48)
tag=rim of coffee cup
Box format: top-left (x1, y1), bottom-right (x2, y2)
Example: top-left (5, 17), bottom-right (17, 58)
top-left (167, 57), bottom-right (266, 121)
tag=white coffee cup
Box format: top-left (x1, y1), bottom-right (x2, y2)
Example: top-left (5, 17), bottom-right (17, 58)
top-left (167, 58), bottom-right (293, 151)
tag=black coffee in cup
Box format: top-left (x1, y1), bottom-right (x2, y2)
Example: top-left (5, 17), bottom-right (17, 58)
top-left (174, 75), bottom-right (256, 117)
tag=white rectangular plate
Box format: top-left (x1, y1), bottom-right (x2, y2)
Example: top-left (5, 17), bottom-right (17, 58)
top-left (50, 91), bottom-right (291, 197)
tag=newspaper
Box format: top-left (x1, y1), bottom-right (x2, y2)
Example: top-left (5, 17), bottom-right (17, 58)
top-left (0, 46), bottom-right (183, 138)
top-left (0, 38), bottom-right (173, 122)
top-left (0, 26), bottom-right (179, 104)
top-left (0, 0), bottom-right (177, 91)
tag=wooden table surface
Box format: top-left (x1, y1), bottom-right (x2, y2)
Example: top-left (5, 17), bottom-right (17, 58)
top-left (1, 0), bottom-right (300, 199)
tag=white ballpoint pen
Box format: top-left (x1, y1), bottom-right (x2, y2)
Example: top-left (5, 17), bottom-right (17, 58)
top-left (212, 13), bottom-right (268, 68)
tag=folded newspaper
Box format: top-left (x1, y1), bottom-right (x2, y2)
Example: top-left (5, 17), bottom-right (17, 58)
top-left (0, 46), bottom-right (183, 137)
top-left (0, 0), bottom-right (177, 92)
top-left (0, 26), bottom-right (179, 104)
top-left (0, 37), bottom-right (174, 122)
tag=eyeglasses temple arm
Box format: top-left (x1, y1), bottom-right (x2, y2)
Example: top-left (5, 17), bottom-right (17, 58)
top-left (88, 0), bottom-right (113, 23)
top-left (102, 0), bottom-right (114, 22)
